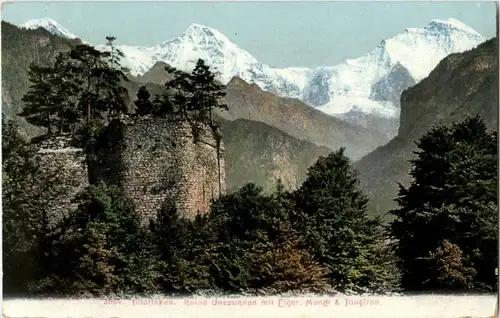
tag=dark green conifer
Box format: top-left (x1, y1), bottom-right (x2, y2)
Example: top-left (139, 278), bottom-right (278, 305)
top-left (390, 116), bottom-right (498, 291)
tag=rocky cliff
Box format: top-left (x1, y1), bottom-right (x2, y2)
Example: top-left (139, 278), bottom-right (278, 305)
top-left (355, 38), bottom-right (498, 219)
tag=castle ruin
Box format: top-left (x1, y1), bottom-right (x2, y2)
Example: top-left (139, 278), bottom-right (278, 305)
top-left (36, 117), bottom-right (226, 224)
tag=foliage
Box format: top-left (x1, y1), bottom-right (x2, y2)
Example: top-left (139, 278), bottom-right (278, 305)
top-left (2, 119), bottom-right (79, 295)
top-left (208, 182), bottom-right (331, 294)
top-left (30, 183), bottom-right (161, 296)
top-left (153, 59), bottom-right (228, 123)
top-left (418, 240), bottom-right (476, 290)
top-left (2, 21), bottom-right (80, 137)
top-left (134, 85), bottom-right (155, 117)
top-left (133, 85), bottom-right (174, 118)
top-left (2, 119), bottom-right (40, 294)
top-left (292, 148), bottom-right (400, 292)
top-left (17, 36), bottom-right (129, 149)
top-left (390, 116), bottom-right (498, 291)
top-left (150, 201), bottom-right (215, 294)
top-left (190, 59), bottom-right (228, 123)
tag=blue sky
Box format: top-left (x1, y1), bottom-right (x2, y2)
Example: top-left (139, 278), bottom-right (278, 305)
top-left (3, 1), bottom-right (497, 68)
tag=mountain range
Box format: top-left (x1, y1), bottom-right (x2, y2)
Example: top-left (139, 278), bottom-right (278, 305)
top-left (6, 19), bottom-right (497, 218)
top-left (19, 17), bottom-right (486, 137)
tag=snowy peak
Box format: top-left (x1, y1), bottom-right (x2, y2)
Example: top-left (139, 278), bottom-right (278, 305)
top-left (425, 18), bottom-right (482, 37)
top-left (20, 18), bottom-right (79, 40)
top-left (148, 22), bottom-right (267, 85)
top-left (182, 23), bottom-right (224, 39)
top-left (371, 18), bottom-right (485, 81)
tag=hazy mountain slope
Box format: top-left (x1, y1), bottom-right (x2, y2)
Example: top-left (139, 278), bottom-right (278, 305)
top-left (219, 118), bottom-right (332, 193)
top-left (220, 77), bottom-right (388, 161)
top-left (355, 38), bottom-right (498, 219)
top-left (16, 18), bottom-right (485, 133)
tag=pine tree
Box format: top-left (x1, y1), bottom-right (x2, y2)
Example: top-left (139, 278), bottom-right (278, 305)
top-left (18, 64), bottom-right (58, 134)
top-left (390, 116), bottom-right (498, 291)
top-left (51, 52), bottom-right (80, 133)
top-left (418, 239), bottom-right (476, 291)
top-left (292, 148), bottom-right (396, 292)
top-left (2, 120), bottom-right (40, 294)
top-left (163, 60), bottom-right (227, 124)
top-left (207, 183), bottom-right (331, 294)
top-left (134, 86), bottom-right (154, 117)
top-left (150, 200), bottom-right (213, 293)
top-left (164, 66), bottom-right (193, 121)
top-left (101, 36), bottom-right (129, 120)
top-left (190, 59), bottom-right (228, 124)
top-left (2, 120), bottom-right (76, 295)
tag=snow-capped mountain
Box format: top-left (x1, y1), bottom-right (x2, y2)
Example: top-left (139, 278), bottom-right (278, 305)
top-left (20, 18), bottom-right (81, 40)
top-left (18, 17), bottom-right (486, 131)
top-left (96, 23), bottom-right (312, 100)
top-left (307, 18), bottom-right (485, 118)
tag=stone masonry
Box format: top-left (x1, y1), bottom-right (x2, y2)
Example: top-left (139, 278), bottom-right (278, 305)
top-left (96, 117), bottom-right (226, 222)
top-left (36, 118), bottom-right (226, 226)
top-left (36, 134), bottom-right (89, 227)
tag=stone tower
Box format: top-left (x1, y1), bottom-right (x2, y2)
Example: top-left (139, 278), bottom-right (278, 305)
top-left (96, 117), bottom-right (226, 221)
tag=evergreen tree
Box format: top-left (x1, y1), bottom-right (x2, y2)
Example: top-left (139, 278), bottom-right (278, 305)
top-left (19, 52), bottom-right (80, 134)
top-left (2, 119), bottom-right (76, 295)
top-left (390, 116), bottom-right (498, 291)
top-left (292, 148), bottom-right (398, 292)
top-left (51, 52), bottom-right (80, 133)
top-left (134, 85), bottom-right (154, 117)
top-left (190, 59), bottom-right (228, 123)
top-left (152, 91), bottom-right (175, 118)
top-left (2, 120), bottom-right (39, 294)
top-left (150, 201), bottom-right (214, 293)
top-left (418, 240), bottom-right (476, 290)
top-left (164, 66), bottom-right (193, 121)
top-left (164, 60), bottom-right (227, 123)
top-left (101, 36), bottom-right (129, 120)
top-left (18, 64), bottom-right (58, 134)
top-left (208, 183), bottom-right (331, 293)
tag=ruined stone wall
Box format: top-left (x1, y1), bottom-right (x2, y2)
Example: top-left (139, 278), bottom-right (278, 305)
top-left (97, 118), bottom-right (226, 222)
top-left (36, 134), bottom-right (89, 227)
